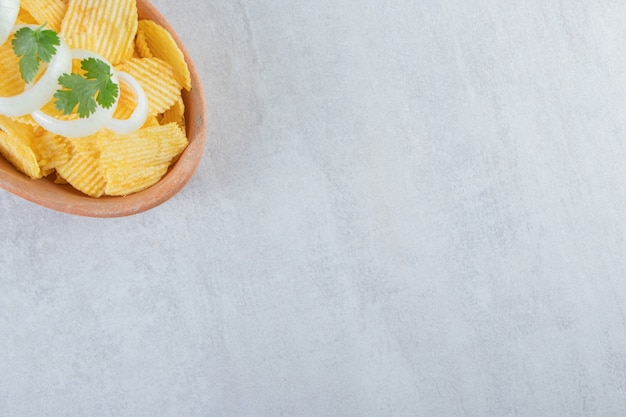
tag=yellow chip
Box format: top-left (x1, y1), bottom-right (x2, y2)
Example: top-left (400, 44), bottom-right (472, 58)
top-left (134, 28), bottom-right (152, 58)
top-left (98, 123), bottom-right (187, 196)
top-left (0, 115), bottom-right (40, 145)
top-left (112, 78), bottom-right (137, 121)
top-left (0, 116), bottom-right (42, 179)
top-left (16, 8), bottom-right (39, 25)
top-left (54, 172), bottom-right (68, 184)
top-left (116, 57), bottom-right (182, 117)
top-left (111, 80), bottom-right (162, 127)
top-left (31, 131), bottom-right (72, 173)
top-left (55, 151), bottom-right (106, 198)
top-left (142, 116), bottom-right (160, 128)
top-left (67, 133), bottom-right (101, 155)
top-left (100, 122), bottom-right (188, 169)
top-left (10, 115), bottom-right (38, 127)
top-left (62, 32), bottom-right (94, 53)
top-left (60, 0), bottom-right (138, 65)
top-left (122, 41), bottom-right (135, 62)
top-left (19, 0), bottom-right (67, 32)
top-left (137, 19), bottom-right (191, 91)
top-left (159, 96), bottom-right (185, 130)
top-left (0, 40), bottom-right (24, 98)
top-left (0, 131), bottom-right (42, 179)
top-left (104, 163), bottom-right (169, 196)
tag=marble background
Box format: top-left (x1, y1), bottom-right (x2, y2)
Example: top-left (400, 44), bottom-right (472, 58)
top-left (2, 0), bottom-right (626, 416)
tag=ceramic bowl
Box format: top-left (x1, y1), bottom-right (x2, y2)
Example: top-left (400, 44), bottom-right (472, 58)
top-left (0, 0), bottom-right (208, 217)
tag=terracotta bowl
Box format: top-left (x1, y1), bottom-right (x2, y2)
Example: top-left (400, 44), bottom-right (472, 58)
top-left (0, 0), bottom-right (207, 217)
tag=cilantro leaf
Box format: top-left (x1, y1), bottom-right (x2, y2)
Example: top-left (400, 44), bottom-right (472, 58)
top-left (54, 58), bottom-right (119, 118)
top-left (12, 24), bottom-right (60, 84)
top-left (54, 73), bottom-right (98, 118)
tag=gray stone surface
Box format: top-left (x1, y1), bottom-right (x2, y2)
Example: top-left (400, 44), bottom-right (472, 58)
top-left (1, 0), bottom-right (626, 415)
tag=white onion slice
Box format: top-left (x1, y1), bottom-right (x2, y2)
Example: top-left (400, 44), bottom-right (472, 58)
top-left (0, 0), bottom-right (19, 46)
top-left (106, 71), bottom-right (148, 134)
top-left (31, 49), bottom-right (120, 138)
top-left (0, 25), bottom-right (72, 117)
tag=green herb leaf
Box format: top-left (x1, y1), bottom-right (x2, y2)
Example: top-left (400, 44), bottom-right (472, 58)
top-left (54, 58), bottom-right (119, 118)
top-left (11, 23), bottom-right (60, 84)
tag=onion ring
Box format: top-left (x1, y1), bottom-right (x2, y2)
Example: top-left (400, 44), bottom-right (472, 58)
top-left (31, 49), bottom-right (120, 138)
top-left (106, 71), bottom-right (148, 134)
top-left (0, 25), bottom-right (73, 117)
top-left (0, 0), bottom-right (19, 46)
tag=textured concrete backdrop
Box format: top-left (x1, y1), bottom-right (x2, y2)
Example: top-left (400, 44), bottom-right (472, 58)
top-left (1, 0), bottom-right (626, 416)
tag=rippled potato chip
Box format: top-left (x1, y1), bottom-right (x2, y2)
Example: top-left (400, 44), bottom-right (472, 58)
top-left (19, 0), bottom-right (67, 31)
top-left (0, 41), bottom-right (23, 98)
top-left (0, 131), bottom-right (41, 179)
top-left (100, 122), bottom-right (188, 168)
top-left (55, 151), bottom-right (106, 197)
top-left (0, 116), bottom-right (42, 179)
top-left (54, 173), bottom-right (68, 184)
top-left (67, 134), bottom-right (101, 155)
top-left (61, 0), bottom-right (138, 65)
top-left (159, 96), bottom-right (185, 130)
top-left (134, 28), bottom-right (152, 59)
top-left (99, 123), bottom-right (188, 196)
top-left (112, 77), bottom-right (137, 121)
top-left (137, 19), bottom-right (191, 91)
top-left (142, 116), bottom-right (161, 128)
top-left (116, 57), bottom-right (182, 117)
top-left (16, 8), bottom-right (38, 25)
top-left (32, 131), bottom-right (71, 174)
top-left (105, 163), bottom-right (169, 196)
top-left (42, 123), bottom-right (188, 197)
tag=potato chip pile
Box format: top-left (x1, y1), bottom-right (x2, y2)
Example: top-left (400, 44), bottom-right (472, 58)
top-left (0, 0), bottom-right (191, 197)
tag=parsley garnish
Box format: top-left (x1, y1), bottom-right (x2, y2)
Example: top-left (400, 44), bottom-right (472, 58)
top-left (54, 58), bottom-right (119, 118)
top-left (11, 23), bottom-right (60, 84)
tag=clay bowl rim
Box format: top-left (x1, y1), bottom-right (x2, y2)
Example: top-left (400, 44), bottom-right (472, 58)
top-left (0, 0), bottom-right (208, 218)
